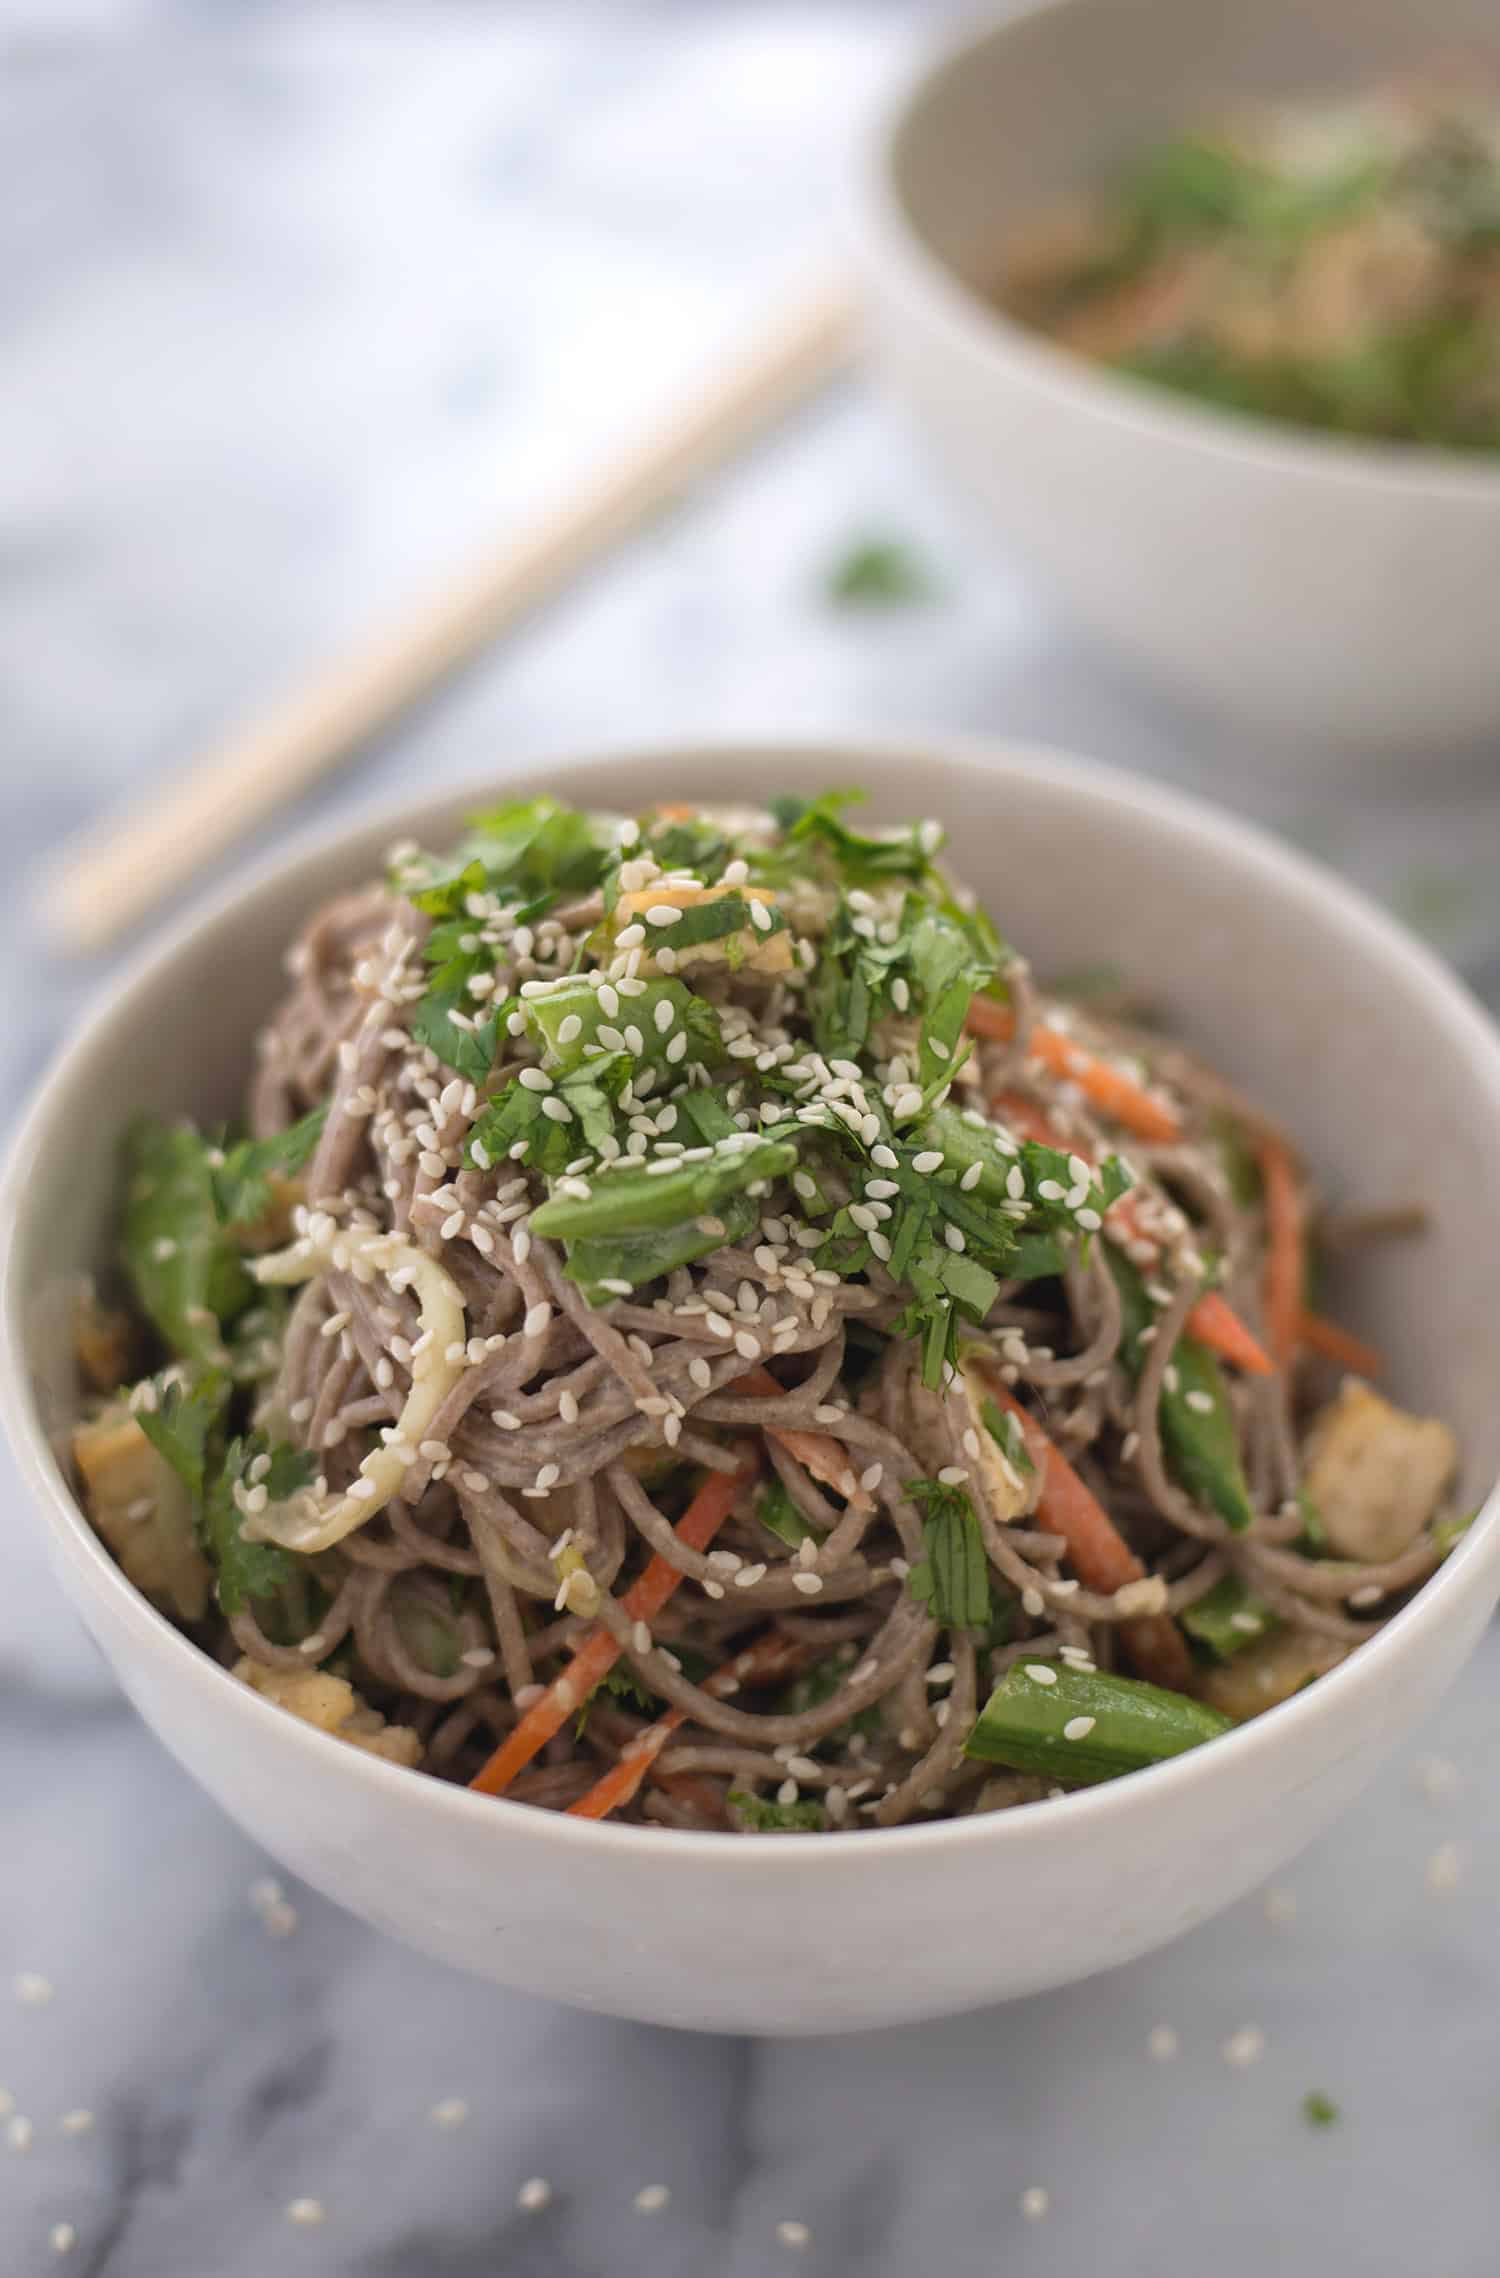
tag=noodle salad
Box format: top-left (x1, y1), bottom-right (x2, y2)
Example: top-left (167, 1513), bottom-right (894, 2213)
top-left (71, 791), bottom-right (1465, 1831)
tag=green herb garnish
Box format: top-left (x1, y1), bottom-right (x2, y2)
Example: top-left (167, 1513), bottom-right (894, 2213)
top-left (905, 1478), bottom-right (992, 1629)
top-left (825, 537), bottom-right (937, 607)
top-left (729, 1789), bottom-right (827, 1833)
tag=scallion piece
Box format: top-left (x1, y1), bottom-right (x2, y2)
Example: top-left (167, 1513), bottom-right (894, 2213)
top-left (965, 1661), bottom-right (1232, 1784)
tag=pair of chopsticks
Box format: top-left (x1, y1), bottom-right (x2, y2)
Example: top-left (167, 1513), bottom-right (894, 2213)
top-left (44, 276), bottom-right (858, 955)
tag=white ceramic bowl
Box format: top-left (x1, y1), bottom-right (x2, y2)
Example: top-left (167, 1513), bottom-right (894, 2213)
top-left (4, 739), bottom-right (1500, 2036)
top-left (858, 0), bottom-right (1500, 745)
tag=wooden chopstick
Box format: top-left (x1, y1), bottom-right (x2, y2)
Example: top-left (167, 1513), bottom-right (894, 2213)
top-left (43, 275), bottom-right (858, 955)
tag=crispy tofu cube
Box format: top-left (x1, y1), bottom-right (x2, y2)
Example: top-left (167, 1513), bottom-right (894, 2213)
top-left (1197, 1629), bottom-right (1347, 1724)
top-left (233, 1658), bottom-right (423, 1768)
top-left (73, 1404), bottom-right (211, 1622)
top-left (1303, 1379), bottom-right (1457, 1565)
top-left (615, 882), bottom-right (793, 975)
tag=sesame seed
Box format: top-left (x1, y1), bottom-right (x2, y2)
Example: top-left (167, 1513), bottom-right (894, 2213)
top-left (912, 1151), bottom-right (944, 1175)
top-left (517, 2177), bottom-right (553, 2214)
top-left (1024, 1664), bottom-right (1057, 1685)
top-left (1063, 1716), bottom-right (1095, 1741)
top-left (635, 2183), bottom-right (671, 2213)
top-left (59, 2110), bottom-right (93, 2137)
top-left (1427, 1841), bottom-right (1464, 1895)
top-left (524, 1303), bottom-right (553, 1339)
top-left (14, 1972), bottom-right (52, 2007)
top-left (430, 2098), bottom-right (469, 2129)
top-left (49, 2223), bottom-right (77, 2256)
top-left (776, 2219), bottom-right (811, 2248)
top-left (937, 1465), bottom-right (968, 1487)
top-left (791, 1572), bottom-right (824, 1596)
top-left (518, 1067), bottom-right (553, 1092)
top-left (286, 2199), bottom-right (325, 2226)
top-left (1184, 1388), bottom-right (1215, 1414)
top-left (7, 2115), bottom-right (33, 2152)
top-left (1223, 2026), bottom-right (1265, 2069)
top-left (1148, 2025), bottom-right (1178, 2061)
top-left (1020, 2187), bottom-right (1049, 2222)
top-left (646, 904), bottom-right (683, 927)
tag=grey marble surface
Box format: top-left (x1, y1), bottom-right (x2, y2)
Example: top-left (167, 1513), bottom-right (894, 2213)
top-left (4, 3), bottom-right (1500, 2272)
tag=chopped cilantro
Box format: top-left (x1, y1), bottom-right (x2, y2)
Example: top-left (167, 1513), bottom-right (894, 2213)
top-left (825, 537), bottom-right (937, 606)
top-left (201, 1435), bottom-right (316, 1617)
top-left (905, 1478), bottom-right (993, 1629)
top-left (1301, 2091), bottom-right (1340, 2129)
top-left (211, 1107), bottom-right (327, 1228)
top-left (769, 789), bottom-right (936, 883)
top-left (136, 1368), bottom-right (229, 1498)
top-left (729, 1789), bottom-right (826, 1833)
top-left (980, 1397), bottom-right (1034, 1478)
top-left (757, 1476), bottom-right (818, 1549)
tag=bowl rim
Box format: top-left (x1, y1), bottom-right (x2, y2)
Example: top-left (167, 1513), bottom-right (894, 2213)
top-left (5, 730), bottom-right (1500, 1868)
top-left (860, 0), bottom-right (1500, 501)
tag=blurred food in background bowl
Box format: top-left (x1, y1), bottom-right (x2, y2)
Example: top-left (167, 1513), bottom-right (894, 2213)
top-left (858, 0), bottom-right (1500, 744)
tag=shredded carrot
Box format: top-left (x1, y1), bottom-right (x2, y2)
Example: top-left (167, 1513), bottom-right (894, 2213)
top-left (988, 1090), bottom-right (1272, 1375)
top-left (567, 1629), bottom-right (809, 1821)
top-left (1258, 1135), bottom-right (1305, 1370)
top-left (1298, 1308), bottom-right (1383, 1379)
top-left (738, 1365), bottom-right (874, 1509)
top-left (469, 1455), bottom-right (757, 1798)
top-left (965, 998), bottom-right (1181, 1142)
top-left (1181, 1289), bottom-right (1274, 1378)
top-left (978, 1374), bottom-right (1193, 1689)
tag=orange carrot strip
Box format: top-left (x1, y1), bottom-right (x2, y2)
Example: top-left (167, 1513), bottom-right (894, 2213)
top-left (1298, 1308), bottom-right (1383, 1379)
top-left (567, 1710), bottom-right (686, 1820)
top-left (469, 1456), bottom-right (757, 1798)
top-left (1183, 1289), bottom-right (1274, 1379)
top-left (965, 998), bottom-right (1181, 1143)
top-left (978, 1375), bottom-right (1192, 1689)
top-left (738, 1366), bottom-right (874, 1510)
top-left (1258, 1135), bottom-right (1304, 1370)
top-left (989, 1091), bottom-right (1272, 1376)
top-left (567, 1630), bottom-right (810, 1822)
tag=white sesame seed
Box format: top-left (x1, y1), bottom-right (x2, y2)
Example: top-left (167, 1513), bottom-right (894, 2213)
top-left (912, 1150), bottom-right (944, 1175)
top-left (646, 903), bottom-right (683, 927)
top-left (1020, 2187), bottom-right (1049, 2222)
top-left (49, 2223), bottom-right (77, 2256)
top-left (7, 2115), bottom-right (33, 2152)
top-left (1427, 1841), bottom-right (1464, 1895)
top-left (791, 1572), bottom-right (824, 1596)
top-left (518, 1067), bottom-right (553, 1092)
top-left (14, 1973), bottom-right (52, 2007)
top-left (1148, 2025), bottom-right (1178, 2061)
top-left (286, 2199), bottom-right (325, 2226)
top-left (1417, 1755), bottom-right (1461, 1803)
top-left (776, 2219), bottom-right (811, 2249)
top-left (1063, 1716), bottom-right (1095, 1741)
top-left (517, 2177), bottom-right (553, 2214)
top-left (430, 2098), bottom-right (469, 2129)
top-left (59, 2110), bottom-right (93, 2137)
top-left (524, 1302), bottom-right (553, 1339)
top-left (1024, 1664), bottom-right (1057, 1686)
top-left (937, 1465), bottom-right (967, 1487)
top-left (1223, 2026), bottom-right (1265, 2070)
top-left (634, 2183), bottom-right (672, 2213)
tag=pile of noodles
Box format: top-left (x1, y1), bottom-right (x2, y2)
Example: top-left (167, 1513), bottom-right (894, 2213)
top-left (164, 818), bottom-right (1442, 1830)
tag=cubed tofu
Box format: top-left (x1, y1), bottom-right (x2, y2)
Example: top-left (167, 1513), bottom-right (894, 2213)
top-left (1302, 1379), bottom-right (1457, 1565)
top-left (72, 1284), bottom-right (135, 1393)
top-left (233, 1657), bottom-right (423, 1768)
top-left (614, 882), bottom-right (793, 975)
top-left (1197, 1629), bottom-right (1348, 1724)
top-left (73, 1404), bottom-right (211, 1622)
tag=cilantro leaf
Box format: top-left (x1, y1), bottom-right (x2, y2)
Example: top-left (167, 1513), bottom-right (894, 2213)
top-left (757, 1476), bottom-right (818, 1548)
top-left (729, 1789), bottom-right (827, 1833)
top-left (905, 1478), bottom-right (993, 1628)
top-left (211, 1107), bottom-right (327, 1228)
top-left (825, 537), bottom-right (938, 607)
top-left (201, 1435), bottom-right (316, 1616)
top-left (771, 789), bottom-right (935, 883)
top-left (136, 1369), bottom-right (230, 1498)
top-left (980, 1397), bottom-right (1035, 1478)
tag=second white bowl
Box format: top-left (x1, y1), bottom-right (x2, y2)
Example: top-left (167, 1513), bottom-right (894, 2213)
top-left (859, 0), bottom-right (1500, 745)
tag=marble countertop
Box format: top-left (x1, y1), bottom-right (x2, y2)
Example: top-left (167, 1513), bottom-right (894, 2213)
top-left (4, 4), bottom-right (1500, 2272)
